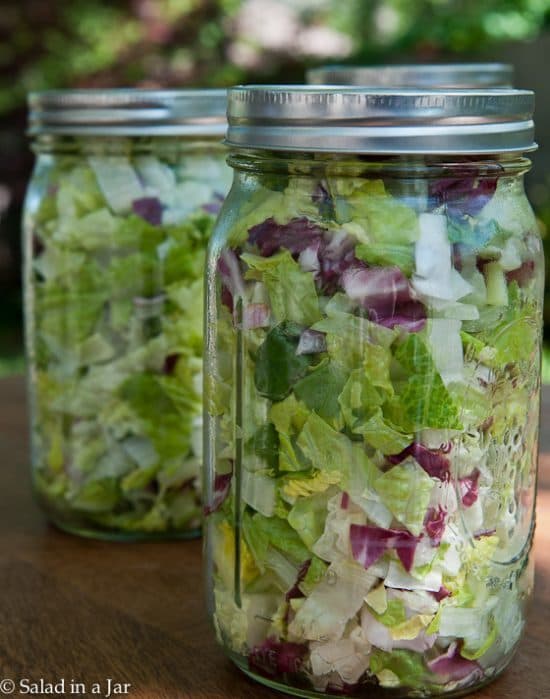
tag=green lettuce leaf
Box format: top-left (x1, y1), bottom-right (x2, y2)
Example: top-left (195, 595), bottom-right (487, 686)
top-left (68, 478), bottom-right (120, 513)
top-left (332, 179), bottom-right (419, 246)
top-left (38, 260), bottom-right (108, 347)
top-left (461, 619), bottom-right (498, 660)
top-left (296, 412), bottom-right (379, 494)
top-left (312, 310), bottom-right (397, 372)
top-left (33, 246), bottom-right (86, 281)
top-left (108, 251), bottom-right (162, 299)
top-left (269, 394), bottom-right (311, 472)
top-left (356, 408), bottom-right (413, 455)
top-left (372, 599), bottom-right (407, 628)
top-left (287, 490), bottom-right (333, 549)
top-left (118, 373), bottom-right (192, 461)
top-left (243, 511), bottom-right (310, 572)
top-left (164, 277), bottom-right (204, 355)
top-left (293, 359), bottom-right (347, 429)
top-left (338, 366), bottom-right (411, 454)
top-left (122, 464), bottom-right (159, 493)
top-left (299, 556), bottom-right (328, 595)
top-left (249, 423), bottom-right (280, 471)
top-left (242, 250), bottom-right (321, 326)
top-left (355, 242), bottom-right (415, 276)
top-left (56, 164), bottom-right (106, 220)
top-left (242, 469), bottom-right (277, 517)
top-left (482, 283), bottom-right (540, 365)
top-left (374, 459), bottom-right (434, 536)
top-left (460, 330), bottom-right (498, 367)
top-left (392, 334), bottom-right (463, 431)
top-left (270, 393), bottom-right (310, 436)
top-left (280, 469), bottom-right (341, 503)
top-left (255, 322), bottom-right (315, 402)
top-left (338, 368), bottom-right (384, 430)
top-left (363, 341), bottom-right (395, 397)
top-left (369, 649), bottom-right (427, 690)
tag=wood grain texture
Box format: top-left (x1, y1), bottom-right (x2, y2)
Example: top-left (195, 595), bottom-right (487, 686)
top-left (0, 375), bottom-right (549, 699)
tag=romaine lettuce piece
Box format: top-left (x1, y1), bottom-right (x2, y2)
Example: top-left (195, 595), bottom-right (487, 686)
top-left (392, 334), bottom-right (463, 431)
top-left (374, 459), bottom-right (435, 536)
top-left (269, 394), bottom-right (311, 473)
top-left (88, 156), bottom-right (143, 214)
top-left (296, 413), bottom-right (379, 494)
top-left (355, 242), bottom-right (415, 276)
top-left (254, 322), bottom-right (316, 402)
top-left (288, 491), bottom-right (332, 549)
top-left (369, 649), bottom-right (428, 690)
top-left (357, 408), bottom-right (413, 455)
top-left (332, 179), bottom-right (419, 246)
top-left (293, 360), bottom-right (347, 429)
top-left (482, 284), bottom-right (540, 364)
top-left (242, 470), bottom-right (277, 517)
top-left (242, 250), bottom-right (322, 326)
top-left (280, 471), bottom-right (341, 502)
top-left (243, 511), bottom-right (310, 573)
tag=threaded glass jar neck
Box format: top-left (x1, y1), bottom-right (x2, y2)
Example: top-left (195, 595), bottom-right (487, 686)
top-left (31, 133), bottom-right (226, 157)
top-left (227, 149), bottom-right (531, 179)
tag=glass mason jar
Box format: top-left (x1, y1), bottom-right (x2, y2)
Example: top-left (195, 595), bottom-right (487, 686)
top-left (307, 63), bottom-right (514, 88)
top-left (204, 87), bottom-right (542, 698)
top-left (23, 90), bottom-right (231, 540)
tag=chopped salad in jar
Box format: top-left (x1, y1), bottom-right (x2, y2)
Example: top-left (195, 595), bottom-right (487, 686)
top-left (205, 162), bottom-right (542, 695)
top-left (28, 145), bottom-right (231, 536)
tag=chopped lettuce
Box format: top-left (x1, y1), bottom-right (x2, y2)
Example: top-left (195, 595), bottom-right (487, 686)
top-left (482, 283), bottom-right (540, 364)
top-left (333, 179), bottom-right (419, 247)
top-left (243, 511), bottom-right (310, 572)
top-left (288, 491), bottom-right (332, 549)
top-left (392, 334), bottom-right (463, 431)
top-left (293, 360), bottom-right (348, 429)
top-left (29, 148), bottom-right (228, 537)
top-left (355, 408), bottom-right (413, 455)
top-left (288, 558), bottom-right (377, 642)
top-left (374, 459), bottom-right (434, 536)
top-left (242, 250), bottom-right (321, 326)
top-left (296, 412), bottom-right (379, 494)
top-left (255, 322), bottom-right (316, 402)
top-left (370, 649), bottom-right (428, 690)
top-left (205, 161), bottom-right (541, 696)
top-left (355, 241), bottom-right (415, 276)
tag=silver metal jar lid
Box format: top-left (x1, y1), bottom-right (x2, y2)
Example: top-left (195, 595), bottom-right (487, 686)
top-left (226, 86), bottom-right (536, 155)
top-left (307, 63), bottom-right (514, 89)
top-left (28, 89), bottom-right (227, 137)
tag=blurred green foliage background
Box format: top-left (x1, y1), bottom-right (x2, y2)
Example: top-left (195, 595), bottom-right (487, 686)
top-left (2, 0), bottom-right (550, 374)
top-left (3, 0), bottom-right (550, 103)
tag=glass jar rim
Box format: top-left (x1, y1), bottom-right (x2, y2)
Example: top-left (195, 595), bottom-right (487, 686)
top-left (226, 85), bottom-right (536, 155)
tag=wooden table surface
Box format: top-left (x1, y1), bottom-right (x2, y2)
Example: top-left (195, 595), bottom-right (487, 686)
top-left (0, 375), bottom-right (549, 699)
